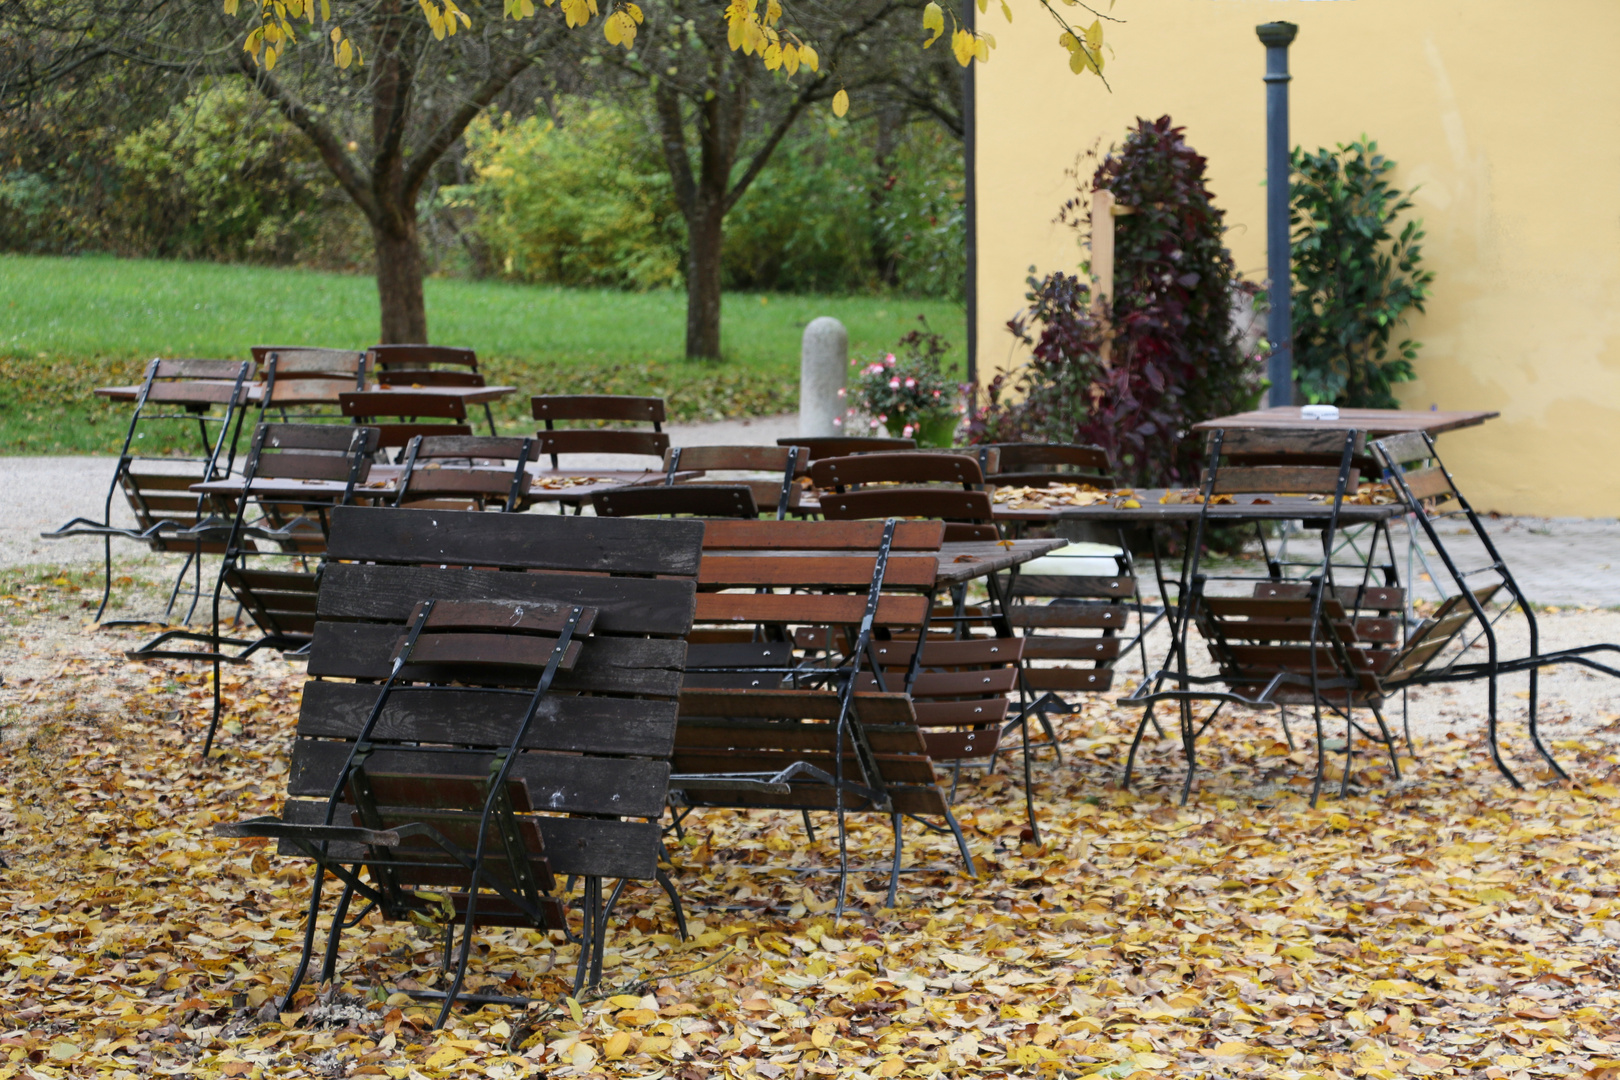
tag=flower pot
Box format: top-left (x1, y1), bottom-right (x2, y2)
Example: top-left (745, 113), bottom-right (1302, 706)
top-left (913, 412), bottom-right (959, 448)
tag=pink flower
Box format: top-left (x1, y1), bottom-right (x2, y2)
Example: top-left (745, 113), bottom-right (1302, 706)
top-left (884, 354), bottom-right (896, 366)
top-left (836, 387), bottom-right (846, 397)
top-left (832, 416), bottom-right (843, 426)
top-left (869, 419), bottom-right (881, 429)
top-left (932, 389), bottom-right (941, 398)
top-left (888, 378), bottom-right (901, 389)
top-left (904, 378), bottom-right (916, 388)
top-left (877, 414), bottom-right (887, 422)
top-left (902, 424), bottom-right (915, 437)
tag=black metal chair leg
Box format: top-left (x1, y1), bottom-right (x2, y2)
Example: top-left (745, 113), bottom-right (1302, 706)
top-left (1020, 714), bottom-right (1041, 844)
top-left (943, 808), bottom-right (977, 877)
top-left (1484, 669), bottom-right (1523, 788)
top-left (801, 810), bottom-right (816, 843)
top-left (886, 813), bottom-right (903, 909)
top-left (317, 880), bottom-right (357, 984)
top-left (1277, 705), bottom-right (1294, 750)
top-left (589, 877), bottom-right (609, 990)
top-left (656, 868), bottom-right (689, 940)
top-left (161, 549), bottom-right (196, 623)
top-left (95, 534), bottom-right (114, 621)
top-left (1526, 667), bottom-right (1569, 779)
top-left (1123, 702), bottom-right (1155, 791)
top-left (1177, 700), bottom-right (1197, 806)
top-left (571, 877), bottom-right (597, 996)
top-left (280, 859), bottom-right (332, 1011)
top-left (834, 804), bottom-right (850, 920)
top-left (1309, 700), bottom-right (1328, 808)
top-left (1369, 704), bottom-right (1402, 779)
top-left (1339, 708), bottom-right (1356, 798)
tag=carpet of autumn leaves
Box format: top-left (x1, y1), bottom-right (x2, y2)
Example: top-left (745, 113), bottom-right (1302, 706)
top-left (6, 573), bottom-right (1620, 1080)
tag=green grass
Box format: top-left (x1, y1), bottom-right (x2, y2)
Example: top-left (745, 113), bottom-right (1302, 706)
top-left (0, 253), bottom-right (965, 453)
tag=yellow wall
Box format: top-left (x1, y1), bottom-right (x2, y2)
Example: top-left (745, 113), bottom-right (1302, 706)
top-left (975, 0), bottom-right (1620, 516)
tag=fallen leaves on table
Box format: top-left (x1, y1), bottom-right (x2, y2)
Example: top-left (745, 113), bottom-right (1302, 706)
top-left (992, 485), bottom-right (1137, 510)
top-left (1313, 482), bottom-right (1401, 506)
top-left (4, 575), bottom-right (1620, 1080)
top-left (1157, 489), bottom-right (1235, 506)
top-left (530, 475), bottom-right (616, 490)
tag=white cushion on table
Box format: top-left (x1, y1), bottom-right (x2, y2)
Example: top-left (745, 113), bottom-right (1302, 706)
top-left (1019, 541), bottom-right (1125, 577)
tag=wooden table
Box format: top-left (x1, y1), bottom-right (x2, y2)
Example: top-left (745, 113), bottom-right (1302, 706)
top-left (97, 382), bottom-right (515, 406)
top-left (191, 467), bottom-right (695, 506)
top-left (701, 538), bottom-right (1065, 587)
top-left (994, 490), bottom-right (1408, 527)
top-left (95, 381), bottom-right (262, 405)
top-left (523, 469), bottom-right (694, 506)
top-left (1192, 406), bottom-right (1498, 438)
top-left (358, 384), bottom-right (515, 406)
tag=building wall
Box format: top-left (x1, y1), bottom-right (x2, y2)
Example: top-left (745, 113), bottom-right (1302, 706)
top-left (974, 0), bottom-right (1620, 516)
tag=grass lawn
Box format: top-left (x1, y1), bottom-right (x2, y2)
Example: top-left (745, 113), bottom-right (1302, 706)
top-left (0, 253), bottom-right (966, 453)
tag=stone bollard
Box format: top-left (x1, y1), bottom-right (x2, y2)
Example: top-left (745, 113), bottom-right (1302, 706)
top-left (799, 316), bottom-right (847, 438)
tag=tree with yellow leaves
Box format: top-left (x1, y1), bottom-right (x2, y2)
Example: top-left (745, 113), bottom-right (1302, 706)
top-left (1, 0), bottom-right (1111, 344)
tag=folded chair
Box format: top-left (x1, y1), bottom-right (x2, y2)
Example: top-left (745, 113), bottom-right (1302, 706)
top-left (810, 451), bottom-right (999, 542)
top-left (1125, 427), bottom-right (1400, 805)
top-left (44, 358), bottom-right (252, 623)
top-left (664, 444), bottom-right (810, 518)
top-left (393, 434), bottom-right (536, 512)
top-left (532, 394), bottom-right (669, 512)
top-left (257, 349), bottom-right (368, 425)
top-left (1374, 432), bottom-right (1620, 784)
top-left (368, 344), bottom-right (497, 436)
top-left (669, 519), bottom-right (1003, 911)
top-left (592, 484), bottom-right (762, 519)
top-left (217, 505), bottom-right (704, 1025)
top-left (129, 424), bottom-right (380, 754)
top-left (778, 436), bottom-right (915, 461)
top-left (340, 390), bottom-right (475, 456)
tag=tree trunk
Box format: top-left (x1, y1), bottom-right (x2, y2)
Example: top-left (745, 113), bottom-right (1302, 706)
top-left (684, 200), bottom-right (725, 360)
top-left (373, 215), bottom-right (428, 343)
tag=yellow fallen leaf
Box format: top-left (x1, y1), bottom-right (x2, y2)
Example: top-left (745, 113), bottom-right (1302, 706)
top-left (939, 951), bottom-right (992, 972)
top-left (424, 1045), bottom-right (465, 1069)
top-left (603, 1031), bottom-right (633, 1060)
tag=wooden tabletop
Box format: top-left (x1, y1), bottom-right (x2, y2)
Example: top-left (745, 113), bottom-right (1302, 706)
top-left (523, 469), bottom-right (687, 503)
top-left (1192, 406), bottom-right (1498, 437)
top-left (96, 382), bottom-right (515, 405)
top-left (702, 538), bottom-right (1064, 586)
top-left (191, 467), bottom-right (687, 504)
top-left (994, 490), bottom-right (1406, 525)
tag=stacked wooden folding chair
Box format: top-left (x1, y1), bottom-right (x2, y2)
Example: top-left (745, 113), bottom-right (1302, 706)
top-left (1374, 432), bottom-right (1620, 784)
top-left (44, 357), bottom-right (252, 624)
top-left (592, 444), bottom-right (810, 520)
top-left (531, 394), bottom-right (669, 512)
top-left (216, 505), bottom-right (704, 1024)
top-left (339, 389), bottom-right (475, 457)
top-left (254, 348), bottom-right (368, 431)
top-left (777, 435), bottom-right (915, 461)
top-left (393, 434), bottom-right (537, 512)
top-left (367, 344), bottom-right (498, 437)
top-left (667, 518), bottom-right (985, 912)
top-left (129, 423), bottom-right (381, 755)
top-left (1124, 428), bottom-right (1405, 805)
top-left (810, 451), bottom-right (999, 541)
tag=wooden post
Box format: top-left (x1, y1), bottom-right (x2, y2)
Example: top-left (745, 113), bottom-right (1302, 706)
top-left (1091, 190), bottom-right (1133, 365)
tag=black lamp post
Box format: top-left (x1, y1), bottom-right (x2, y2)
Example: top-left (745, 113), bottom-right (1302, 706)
top-left (1257, 20), bottom-right (1298, 407)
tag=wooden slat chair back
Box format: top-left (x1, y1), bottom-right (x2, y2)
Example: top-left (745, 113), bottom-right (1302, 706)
top-left (127, 424), bottom-right (381, 752)
top-left (777, 436), bottom-right (916, 460)
top-left (593, 484), bottom-right (760, 519)
top-left (216, 506), bottom-right (703, 1021)
top-left (983, 442), bottom-right (1115, 489)
top-left (394, 434), bottom-right (537, 512)
top-left (258, 349), bottom-right (368, 420)
top-left (664, 444), bottom-right (810, 518)
top-left (45, 357), bottom-right (254, 624)
top-left (1124, 427), bottom-right (1383, 806)
top-left (531, 394), bottom-right (668, 471)
top-left (339, 389), bottom-right (474, 453)
top-left (1006, 548), bottom-right (1137, 694)
top-left (809, 452), bottom-right (999, 542)
top-left (1374, 432), bottom-right (1620, 785)
top-left (367, 346), bottom-right (497, 433)
top-left (669, 519), bottom-right (978, 910)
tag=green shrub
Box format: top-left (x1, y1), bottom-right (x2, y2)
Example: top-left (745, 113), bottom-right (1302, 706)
top-left (1290, 138), bottom-right (1434, 408)
top-left (456, 107), bottom-right (685, 290)
top-left (112, 84), bottom-right (359, 266)
top-left (873, 125), bottom-right (967, 302)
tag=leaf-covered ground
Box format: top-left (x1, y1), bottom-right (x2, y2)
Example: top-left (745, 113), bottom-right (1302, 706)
top-left (5, 574), bottom-right (1620, 1080)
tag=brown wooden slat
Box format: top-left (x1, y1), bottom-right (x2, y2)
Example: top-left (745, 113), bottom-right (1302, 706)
top-left (341, 392), bottom-right (468, 420)
top-left (253, 453), bottom-right (363, 482)
top-left (856, 669), bottom-right (1016, 696)
top-left (912, 699), bottom-right (1007, 727)
top-left (985, 442), bottom-right (1109, 472)
top-left (1213, 428), bottom-right (1366, 457)
top-left (865, 637), bottom-right (1023, 666)
top-left (317, 563), bottom-right (697, 637)
top-left (368, 344), bottom-right (478, 370)
top-left (595, 485), bottom-right (758, 519)
top-left (693, 592), bottom-right (930, 627)
top-left (699, 554), bottom-right (938, 588)
top-left (1008, 605), bottom-right (1128, 629)
top-left (1250, 582), bottom-right (1406, 611)
top-left (671, 749), bottom-right (936, 785)
top-left (1209, 466), bottom-right (1359, 496)
top-left (673, 784), bottom-right (948, 818)
top-left (700, 519), bottom-right (944, 551)
top-left (534, 430), bottom-right (670, 458)
top-left (377, 370), bottom-right (485, 388)
top-left (674, 719), bottom-right (927, 755)
top-left (263, 424), bottom-right (376, 453)
top-left (820, 489), bottom-right (995, 523)
top-left (1374, 431), bottom-right (1431, 466)
top-left (412, 599), bottom-right (596, 635)
top-left (414, 435), bottom-right (536, 461)
top-left (1011, 575), bottom-right (1134, 599)
top-left (298, 680), bottom-right (679, 756)
top-left (143, 383), bottom-right (250, 405)
top-left (1400, 466), bottom-right (1454, 502)
top-left (290, 742), bottom-right (670, 816)
top-left (1020, 636), bottom-right (1122, 661)
top-left (533, 394), bottom-right (665, 424)
top-left (326, 505), bottom-right (704, 578)
top-left (809, 452), bottom-right (984, 488)
top-left (369, 423), bottom-right (475, 449)
top-left (154, 358), bottom-right (253, 380)
top-left (774, 436), bottom-right (915, 460)
top-left (677, 689), bottom-right (915, 724)
top-left (1024, 668), bottom-right (1115, 691)
top-left (279, 799), bottom-right (663, 879)
top-left (1204, 596), bottom-right (1348, 620)
top-left (669, 445), bottom-right (799, 472)
top-left (306, 622), bottom-right (685, 694)
top-left (400, 468), bottom-right (528, 500)
top-left (401, 633), bottom-right (583, 671)
top-left (124, 470), bottom-right (210, 489)
top-left (923, 730), bottom-right (999, 760)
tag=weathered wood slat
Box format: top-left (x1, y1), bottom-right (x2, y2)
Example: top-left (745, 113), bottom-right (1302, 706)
top-left (1400, 466), bottom-right (1454, 502)
top-left (809, 453), bottom-right (984, 489)
top-left (699, 519), bottom-right (944, 552)
top-left (1208, 466), bottom-right (1359, 497)
top-left (297, 681), bottom-right (678, 755)
top-left (865, 637), bottom-right (1023, 666)
top-left (306, 622), bottom-right (686, 694)
top-left (671, 749), bottom-right (937, 785)
top-left (279, 799), bottom-right (662, 879)
top-left (289, 742), bottom-right (670, 817)
top-left (1010, 575), bottom-right (1134, 599)
top-left (1007, 605), bottom-right (1128, 629)
top-left (912, 699), bottom-right (1007, 727)
top-left (1020, 636), bottom-right (1122, 661)
top-left (1212, 428), bottom-right (1366, 457)
top-left (699, 554), bottom-right (939, 588)
top-left (1024, 668), bottom-right (1115, 692)
top-left (677, 689), bottom-right (914, 723)
top-left (1374, 431), bottom-right (1431, 466)
top-left (674, 719), bottom-right (927, 754)
top-left (325, 505), bottom-right (704, 577)
top-left (820, 489), bottom-right (995, 523)
top-left (672, 784), bottom-right (949, 818)
top-left (532, 394), bottom-right (665, 424)
top-left (693, 592), bottom-right (930, 627)
top-left (316, 561), bottom-right (697, 636)
top-left (536, 430), bottom-right (670, 458)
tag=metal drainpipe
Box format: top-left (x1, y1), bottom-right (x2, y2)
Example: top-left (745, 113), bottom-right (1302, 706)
top-left (963, 0), bottom-right (979, 401)
top-left (1257, 21), bottom-right (1298, 407)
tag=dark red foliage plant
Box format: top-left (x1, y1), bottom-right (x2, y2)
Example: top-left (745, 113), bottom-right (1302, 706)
top-left (969, 116), bottom-right (1264, 486)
